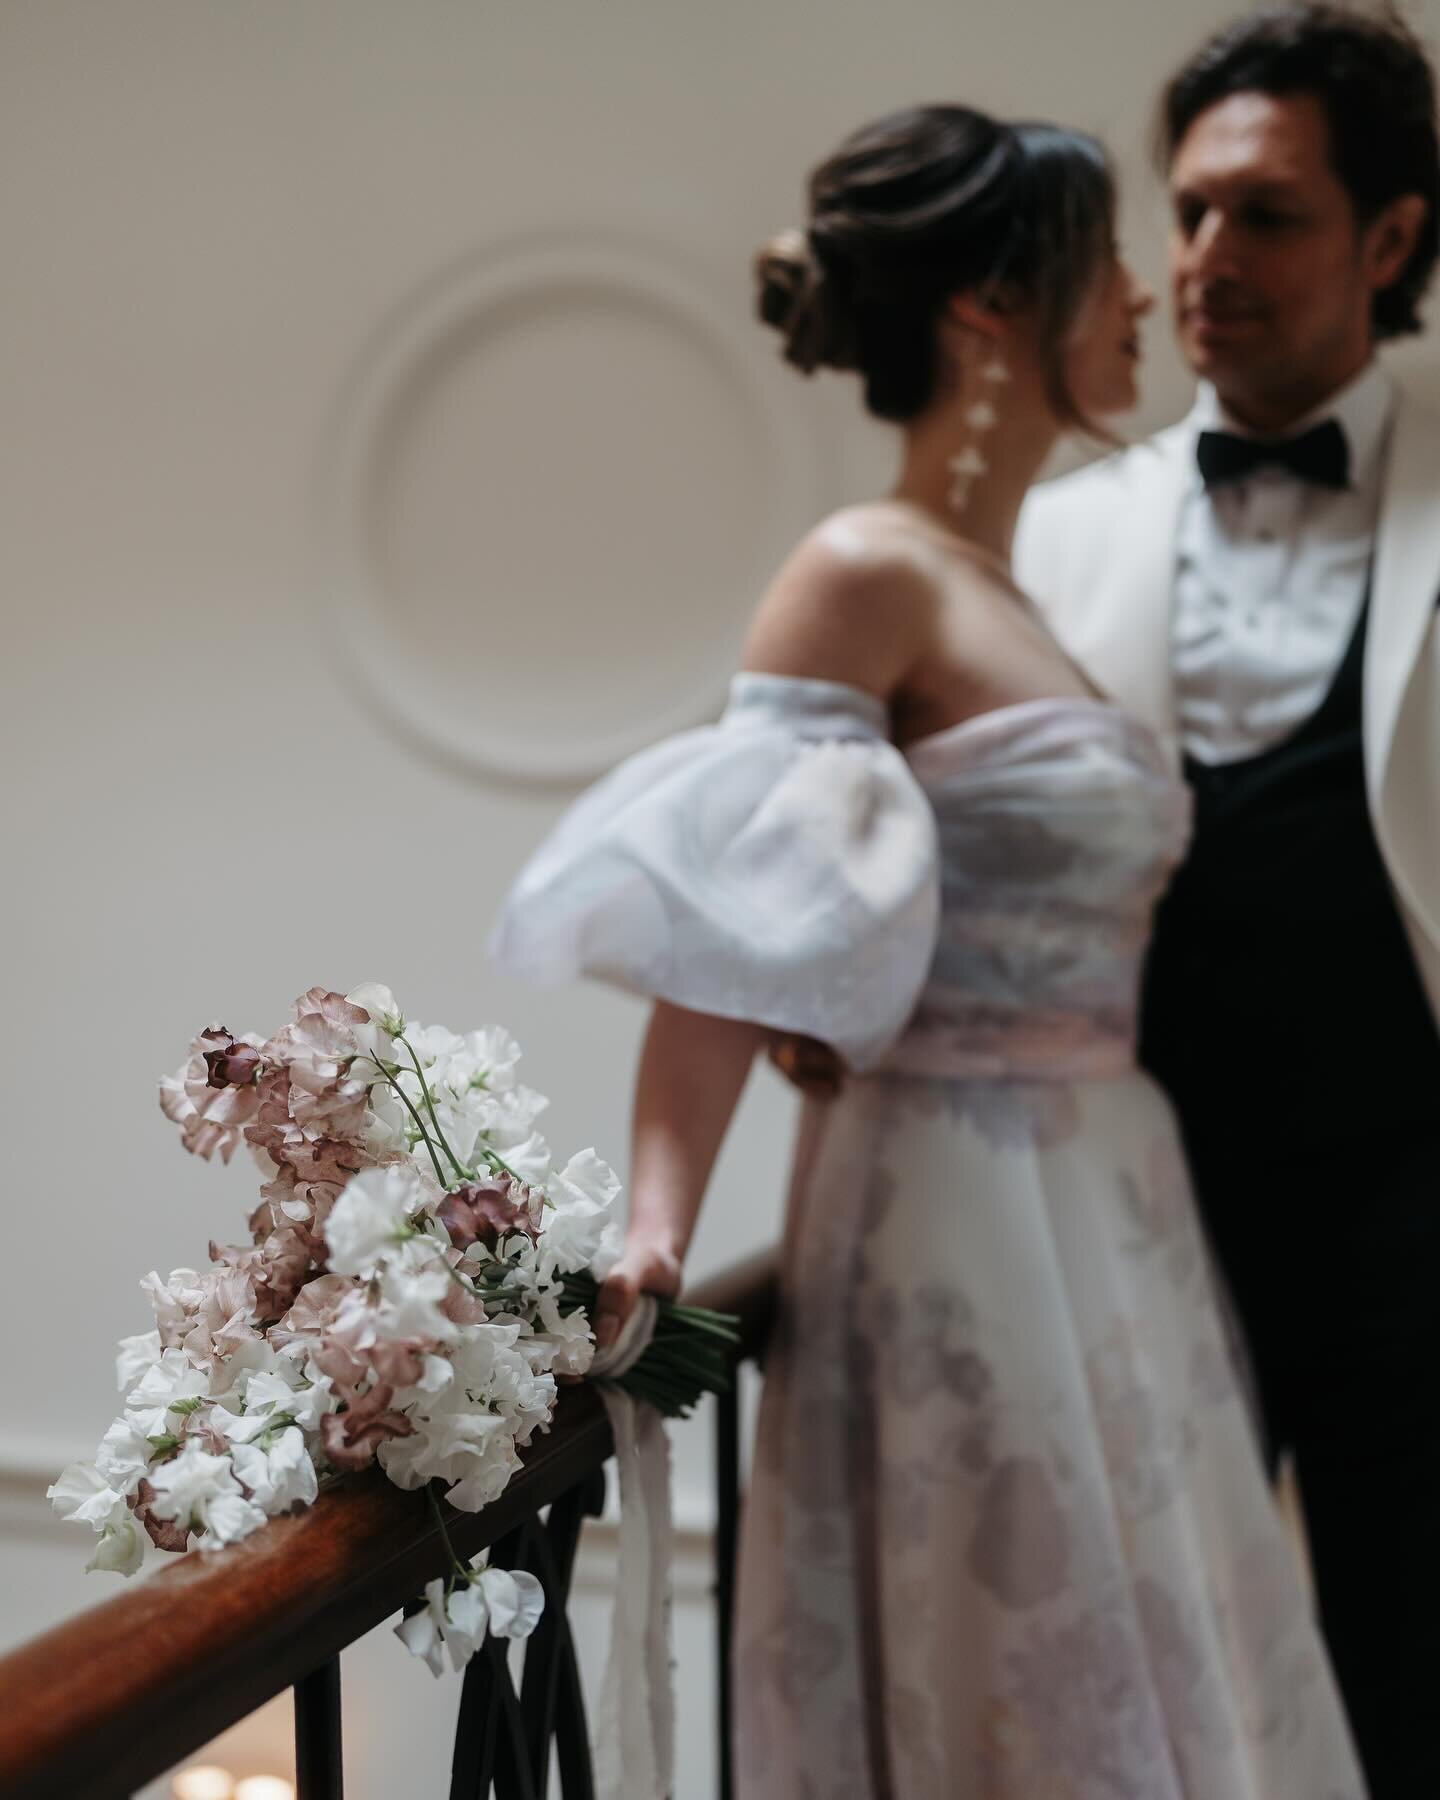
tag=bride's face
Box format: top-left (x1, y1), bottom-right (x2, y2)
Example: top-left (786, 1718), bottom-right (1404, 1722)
top-left (1060, 252), bottom-right (1154, 417)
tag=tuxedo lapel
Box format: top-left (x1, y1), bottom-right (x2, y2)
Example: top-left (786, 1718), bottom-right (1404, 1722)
top-left (1366, 392), bottom-right (1440, 974)
top-left (1366, 393), bottom-right (1440, 803)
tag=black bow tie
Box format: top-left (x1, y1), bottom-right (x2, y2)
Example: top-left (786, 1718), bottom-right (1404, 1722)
top-left (1196, 417), bottom-right (1350, 491)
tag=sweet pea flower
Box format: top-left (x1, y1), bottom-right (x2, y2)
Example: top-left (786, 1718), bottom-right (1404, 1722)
top-left (230, 1426), bottom-right (318, 1513)
top-left (146, 1442), bottom-right (268, 1547)
top-left (48, 1462), bottom-right (126, 1529)
top-left (87, 1516), bottom-right (146, 1576)
top-left (160, 1025), bottom-right (267, 1163)
top-left (95, 1416), bottom-right (153, 1496)
top-left (346, 982), bottom-right (405, 1042)
top-left (324, 1166), bottom-right (430, 1278)
top-left (394, 1564), bottom-right (545, 1677)
top-left (115, 1329), bottom-right (163, 1393)
top-left (124, 1348), bottom-right (211, 1435)
top-left (49, 1468), bottom-right (150, 1577)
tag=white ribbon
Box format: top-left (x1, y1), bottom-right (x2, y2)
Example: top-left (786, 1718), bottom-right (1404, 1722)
top-left (590, 1296), bottom-right (675, 1800)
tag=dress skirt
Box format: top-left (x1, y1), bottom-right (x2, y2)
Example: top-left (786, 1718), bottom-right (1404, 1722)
top-left (732, 1068), bottom-right (1364, 1800)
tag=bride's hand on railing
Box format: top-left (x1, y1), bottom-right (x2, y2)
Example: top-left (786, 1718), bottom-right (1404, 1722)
top-left (594, 1237), bottom-right (684, 1351)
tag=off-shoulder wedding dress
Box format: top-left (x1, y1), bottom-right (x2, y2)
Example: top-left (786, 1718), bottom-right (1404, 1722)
top-left (492, 671), bottom-right (1364, 1800)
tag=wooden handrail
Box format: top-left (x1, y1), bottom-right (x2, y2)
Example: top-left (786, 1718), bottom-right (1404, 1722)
top-left (0, 1250), bottom-right (778, 1800)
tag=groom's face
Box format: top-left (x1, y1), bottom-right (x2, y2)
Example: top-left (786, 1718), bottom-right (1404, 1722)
top-left (1167, 90), bottom-right (1374, 417)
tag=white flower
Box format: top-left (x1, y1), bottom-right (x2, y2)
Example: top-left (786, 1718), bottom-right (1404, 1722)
top-left (254, 1366), bottom-right (337, 1433)
top-left (392, 1566), bottom-right (545, 1677)
top-left (50, 1465), bottom-right (148, 1576)
top-left (556, 1148), bottom-right (620, 1209)
top-left (125, 1348), bottom-right (211, 1434)
top-left (95, 1415), bottom-right (154, 1496)
top-left (410, 1354), bottom-right (456, 1398)
top-left (199, 1488), bottom-right (271, 1548)
top-left (324, 1166), bottom-right (428, 1277)
top-left (588, 1218), bottom-right (624, 1282)
top-left (529, 1305), bottom-right (596, 1380)
top-left (230, 1426), bottom-right (318, 1513)
top-left (88, 1516), bottom-right (145, 1576)
top-left (147, 1443), bottom-right (265, 1548)
top-left (212, 1335), bottom-right (288, 1396)
top-left (445, 1438), bottom-right (526, 1512)
top-left (537, 1206), bottom-right (609, 1280)
top-left (533, 1149), bottom-right (621, 1278)
top-left (346, 982), bottom-right (405, 1039)
top-left (211, 1408), bottom-right (272, 1446)
top-left (395, 1579), bottom-right (449, 1677)
top-left (478, 1565), bottom-right (544, 1640)
top-left (48, 1462), bottom-right (127, 1529)
top-left (140, 1267), bottom-right (203, 1339)
top-left (459, 1026), bottom-right (525, 1090)
top-left (378, 1408), bottom-right (512, 1493)
top-left (491, 1130), bottom-right (552, 1186)
top-left (328, 1250), bottom-right (455, 1350)
top-left (438, 1580), bottom-right (491, 1668)
top-left (115, 1330), bottom-right (162, 1393)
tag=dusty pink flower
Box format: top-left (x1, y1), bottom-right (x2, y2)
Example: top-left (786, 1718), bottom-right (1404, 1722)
top-left (200, 1029), bottom-right (264, 1091)
top-left (246, 1109), bottom-right (377, 1246)
top-left (262, 990), bottom-right (377, 1142)
top-left (211, 1229), bottom-right (318, 1325)
top-left (438, 1177), bottom-right (538, 1253)
top-left (130, 1478), bottom-right (192, 1553)
top-left (143, 1265), bottom-right (259, 1370)
top-left (270, 1273), bottom-right (353, 1347)
top-left (160, 1025), bottom-right (267, 1164)
top-left (320, 1387), bottom-right (415, 1471)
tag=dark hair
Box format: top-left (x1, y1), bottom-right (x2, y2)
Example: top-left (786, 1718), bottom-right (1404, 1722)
top-left (1159, 3), bottom-right (1440, 339)
top-left (754, 104), bottom-right (1116, 425)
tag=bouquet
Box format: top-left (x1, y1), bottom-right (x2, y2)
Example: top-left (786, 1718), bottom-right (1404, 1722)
top-left (49, 984), bottom-right (737, 1675)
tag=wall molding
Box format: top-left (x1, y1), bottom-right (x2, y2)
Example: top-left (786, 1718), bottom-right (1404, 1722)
top-left (312, 227), bottom-right (828, 788)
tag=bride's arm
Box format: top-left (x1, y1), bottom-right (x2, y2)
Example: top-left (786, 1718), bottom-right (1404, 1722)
top-left (593, 999), bottom-right (765, 1348)
top-left (593, 521), bottom-right (937, 1345)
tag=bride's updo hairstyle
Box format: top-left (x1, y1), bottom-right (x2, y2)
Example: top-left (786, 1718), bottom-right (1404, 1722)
top-left (755, 104), bottom-right (1116, 428)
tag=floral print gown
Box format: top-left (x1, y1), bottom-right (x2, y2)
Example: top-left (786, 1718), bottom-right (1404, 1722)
top-left (491, 672), bottom-right (1365, 1799)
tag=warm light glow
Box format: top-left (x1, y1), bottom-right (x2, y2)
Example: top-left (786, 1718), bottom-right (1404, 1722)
top-left (171, 1769), bottom-right (235, 1800)
top-left (233, 1779), bottom-right (296, 1800)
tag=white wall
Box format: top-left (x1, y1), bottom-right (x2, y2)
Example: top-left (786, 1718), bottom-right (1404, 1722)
top-left (4, 3), bottom-right (1440, 1795)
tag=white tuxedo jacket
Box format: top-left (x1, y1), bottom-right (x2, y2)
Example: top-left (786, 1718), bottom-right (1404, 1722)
top-left (1014, 392), bottom-right (1440, 1030)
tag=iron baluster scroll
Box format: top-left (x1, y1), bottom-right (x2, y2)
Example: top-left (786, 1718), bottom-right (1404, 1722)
top-left (443, 1468), bottom-right (607, 1800)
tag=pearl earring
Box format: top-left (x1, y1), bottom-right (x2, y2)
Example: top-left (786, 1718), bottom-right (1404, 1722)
top-left (946, 352), bottom-right (1010, 516)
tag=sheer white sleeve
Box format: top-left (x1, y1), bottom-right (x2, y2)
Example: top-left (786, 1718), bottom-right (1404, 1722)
top-left (489, 673), bottom-right (940, 1069)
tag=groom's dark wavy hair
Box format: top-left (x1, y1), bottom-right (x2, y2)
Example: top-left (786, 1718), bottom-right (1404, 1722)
top-left (1159, 3), bottom-right (1440, 339)
top-left (754, 106), bottom-right (1117, 428)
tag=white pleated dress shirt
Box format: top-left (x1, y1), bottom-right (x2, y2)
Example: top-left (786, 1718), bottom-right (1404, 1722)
top-left (1173, 361), bottom-right (1393, 765)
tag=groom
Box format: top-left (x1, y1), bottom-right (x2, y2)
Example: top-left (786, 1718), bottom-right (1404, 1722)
top-left (1015, 6), bottom-right (1440, 1792)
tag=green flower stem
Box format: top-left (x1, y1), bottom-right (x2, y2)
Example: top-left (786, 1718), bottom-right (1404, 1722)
top-left (378, 1069), bottom-right (449, 1187)
top-left (395, 1035), bottom-right (469, 1184)
top-left (438, 1258), bottom-right (481, 1299)
top-left (425, 1482), bottom-right (471, 1588)
top-left (476, 1143), bottom-right (529, 1188)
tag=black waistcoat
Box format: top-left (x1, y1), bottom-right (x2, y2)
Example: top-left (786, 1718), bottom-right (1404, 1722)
top-left (1139, 594), bottom-right (1440, 1170)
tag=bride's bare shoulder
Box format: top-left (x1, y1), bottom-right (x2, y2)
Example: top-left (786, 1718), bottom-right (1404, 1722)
top-left (742, 504), bottom-right (942, 693)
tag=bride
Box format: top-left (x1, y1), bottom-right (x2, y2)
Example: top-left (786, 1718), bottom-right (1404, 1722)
top-left (491, 104), bottom-right (1365, 1798)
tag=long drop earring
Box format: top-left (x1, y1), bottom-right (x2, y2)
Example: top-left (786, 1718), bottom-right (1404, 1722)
top-left (946, 351), bottom-right (1011, 517)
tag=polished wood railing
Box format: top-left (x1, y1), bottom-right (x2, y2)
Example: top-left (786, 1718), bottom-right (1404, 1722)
top-left (0, 1251), bottom-right (779, 1800)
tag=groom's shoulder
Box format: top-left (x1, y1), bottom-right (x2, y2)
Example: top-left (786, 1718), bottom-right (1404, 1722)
top-left (1390, 381), bottom-right (1440, 453)
top-left (1028, 421), bottom-right (1192, 517)
top-left (1015, 422), bottom-right (1190, 588)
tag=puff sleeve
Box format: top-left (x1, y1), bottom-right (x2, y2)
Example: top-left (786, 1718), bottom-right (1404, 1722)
top-left (489, 673), bottom-right (939, 1069)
